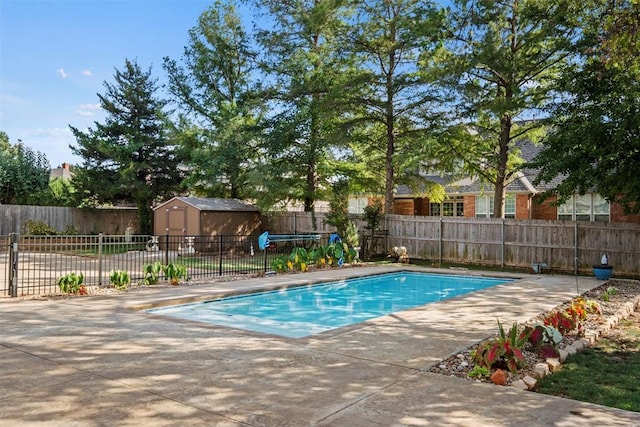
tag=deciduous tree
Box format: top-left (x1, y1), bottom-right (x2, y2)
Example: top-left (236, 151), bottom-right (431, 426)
top-left (532, 0), bottom-right (640, 213)
top-left (0, 132), bottom-right (51, 205)
top-left (164, 0), bottom-right (261, 199)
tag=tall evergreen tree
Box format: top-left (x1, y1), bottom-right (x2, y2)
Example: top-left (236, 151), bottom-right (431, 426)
top-left (164, 0), bottom-right (261, 199)
top-left (251, 0), bottom-right (353, 213)
top-left (70, 59), bottom-right (183, 234)
top-left (344, 0), bottom-right (446, 214)
top-left (438, 0), bottom-right (580, 217)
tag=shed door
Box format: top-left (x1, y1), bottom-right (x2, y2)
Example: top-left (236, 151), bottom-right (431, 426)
top-left (165, 206), bottom-right (187, 236)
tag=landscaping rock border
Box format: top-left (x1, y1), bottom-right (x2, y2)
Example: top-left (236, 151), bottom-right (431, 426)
top-left (428, 279), bottom-right (640, 390)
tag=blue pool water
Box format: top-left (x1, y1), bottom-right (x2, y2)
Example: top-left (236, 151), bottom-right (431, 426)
top-left (146, 272), bottom-right (512, 338)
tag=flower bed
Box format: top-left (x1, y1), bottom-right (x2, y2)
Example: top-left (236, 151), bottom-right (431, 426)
top-left (428, 279), bottom-right (640, 388)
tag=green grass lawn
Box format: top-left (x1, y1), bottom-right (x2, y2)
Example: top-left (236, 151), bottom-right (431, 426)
top-left (535, 316), bottom-right (640, 412)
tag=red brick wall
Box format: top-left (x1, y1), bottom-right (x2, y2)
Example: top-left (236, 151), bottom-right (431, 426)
top-left (515, 194), bottom-right (530, 220)
top-left (464, 196), bottom-right (475, 218)
top-left (532, 195), bottom-right (558, 220)
top-left (610, 203), bottom-right (640, 223)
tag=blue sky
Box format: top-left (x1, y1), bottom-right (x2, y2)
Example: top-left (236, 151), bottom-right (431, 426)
top-left (0, 0), bottom-right (214, 168)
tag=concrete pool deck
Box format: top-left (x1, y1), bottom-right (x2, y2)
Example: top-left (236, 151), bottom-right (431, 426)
top-left (1, 265), bottom-right (639, 426)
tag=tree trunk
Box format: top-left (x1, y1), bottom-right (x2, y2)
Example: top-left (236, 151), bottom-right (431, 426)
top-left (384, 21), bottom-right (397, 215)
top-left (493, 113), bottom-right (511, 218)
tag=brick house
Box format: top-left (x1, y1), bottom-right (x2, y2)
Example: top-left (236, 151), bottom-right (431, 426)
top-left (393, 141), bottom-right (640, 223)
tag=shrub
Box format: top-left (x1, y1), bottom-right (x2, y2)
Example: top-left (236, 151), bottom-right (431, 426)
top-left (142, 262), bottom-right (163, 285)
top-left (110, 270), bottom-right (130, 291)
top-left (62, 225), bottom-right (80, 235)
top-left (57, 272), bottom-right (86, 295)
top-left (271, 255), bottom-right (288, 273)
top-left (23, 219), bottom-right (58, 235)
top-left (163, 263), bottom-right (188, 285)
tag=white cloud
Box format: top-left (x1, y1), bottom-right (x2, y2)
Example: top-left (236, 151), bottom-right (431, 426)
top-left (28, 127), bottom-right (73, 138)
top-left (82, 70), bottom-right (92, 76)
top-left (56, 68), bottom-right (68, 79)
top-left (76, 103), bottom-right (101, 117)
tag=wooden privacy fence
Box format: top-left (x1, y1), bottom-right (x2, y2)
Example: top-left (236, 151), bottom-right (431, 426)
top-left (267, 212), bottom-right (640, 278)
top-left (0, 205), bottom-right (139, 235)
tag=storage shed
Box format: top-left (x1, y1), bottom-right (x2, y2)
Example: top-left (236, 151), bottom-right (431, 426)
top-left (153, 197), bottom-right (261, 237)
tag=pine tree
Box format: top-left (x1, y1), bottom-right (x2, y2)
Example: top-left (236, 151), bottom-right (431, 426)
top-left (70, 59), bottom-right (183, 234)
top-left (439, 0), bottom-right (580, 217)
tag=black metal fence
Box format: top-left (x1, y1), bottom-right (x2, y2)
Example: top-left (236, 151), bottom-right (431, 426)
top-left (1, 233), bottom-right (328, 297)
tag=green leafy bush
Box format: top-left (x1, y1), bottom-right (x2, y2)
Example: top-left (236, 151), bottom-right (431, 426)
top-left (57, 272), bottom-right (86, 295)
top-left (271, 255), bottom-right (288, 273)
top-left (163, 263), bottom-right (188, 285)
top-left (23, 219), bottom-right (58, 235)
top-left (142, 261), bottom-right (163, 285)
top-left (62, 225), bottom-right (80, 235)
top-left (110, 270), bottom-right (130, 290)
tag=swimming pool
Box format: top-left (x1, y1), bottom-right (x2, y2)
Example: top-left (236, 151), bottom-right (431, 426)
top-left (146, 271), bottom-right (513, 338)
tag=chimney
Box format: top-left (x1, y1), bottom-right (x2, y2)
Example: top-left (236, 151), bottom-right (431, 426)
top-left (62, 163), bottom-right (70, 170)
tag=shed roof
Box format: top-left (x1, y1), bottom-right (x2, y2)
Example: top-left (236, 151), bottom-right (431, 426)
top-left (155, 197), bottom-right (260, 212)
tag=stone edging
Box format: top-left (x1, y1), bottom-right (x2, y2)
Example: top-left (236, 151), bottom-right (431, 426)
top-left (511, 296), bottom-right (640, 391)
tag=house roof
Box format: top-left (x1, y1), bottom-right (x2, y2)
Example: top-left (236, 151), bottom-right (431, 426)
top-left (155, 197), bottom-right (260, 212)
top-left (396, 139), bottom-right (562, 197)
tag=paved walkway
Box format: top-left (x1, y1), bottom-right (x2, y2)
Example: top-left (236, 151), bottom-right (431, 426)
top-left (1, 266), bottom-right (639, 426)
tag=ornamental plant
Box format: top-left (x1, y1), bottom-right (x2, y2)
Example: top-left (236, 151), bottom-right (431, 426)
top-left (325, 242), bottom-right (344, 267)
top-left (142, 261), bottom-right (163, 286)
top-left (56, 272), bottom-right (86, 295)
top-left (163, 263), bottom-right (188, 285)
top-left (472, 320), bottom-right (531, 375)
top-left (309, 246), bottom-right (328, 268)
top-left (288, 247), bottom-right (310, 272)
top-left (110, 270), bottom-right (130, 291)
top-left (543, 310), bottom-right (575, 335)
top-left (523, 323), bottom-right (563, 359)
top-left (271, 255), bottom-right (288, 273)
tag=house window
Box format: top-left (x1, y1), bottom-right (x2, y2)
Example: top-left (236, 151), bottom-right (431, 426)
top-left (475, 196), bottom-right (488, 218)
top-left (348, 197), bottom-right (369, 214)
top-left (558, 194), bottom-right (610, 222)
top-left (430, 197), bottom-right (463, 217)
top-left (475, 195), bottom-right (515, 218)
